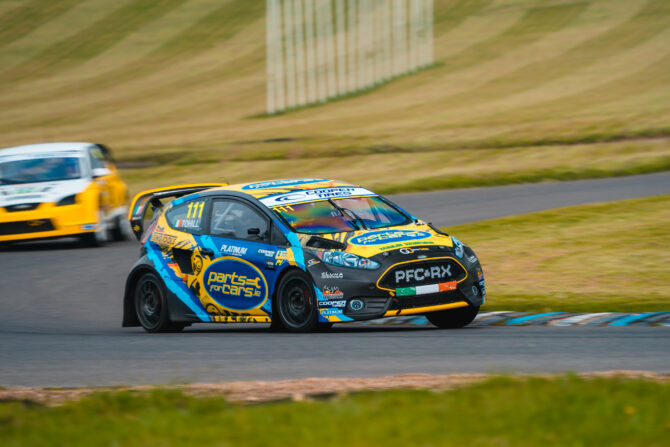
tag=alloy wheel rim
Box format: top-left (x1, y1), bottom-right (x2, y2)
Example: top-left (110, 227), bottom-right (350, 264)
top-left (137, 279), bottom-right (162, 328)
top-left (281, 278), bottom-right (312, 327)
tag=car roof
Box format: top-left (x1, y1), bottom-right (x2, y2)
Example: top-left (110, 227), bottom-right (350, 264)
top-left (0, 142), bottom-right (96, 157)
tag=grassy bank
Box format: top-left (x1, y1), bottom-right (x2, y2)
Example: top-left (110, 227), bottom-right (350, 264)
top-left (119, 136), bottom-right (670, 195)
top-left (1, 375), bottom-right (667, 446)
top-left (0, 0), bottom-right (668, 192)
top-left (447, 194), bottom-right (670, 312)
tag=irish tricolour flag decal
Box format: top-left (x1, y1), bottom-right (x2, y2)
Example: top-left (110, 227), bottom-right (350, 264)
top-left (396, 281), bottom-right (458, 297)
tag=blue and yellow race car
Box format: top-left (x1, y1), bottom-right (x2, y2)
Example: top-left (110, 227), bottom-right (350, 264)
top-left (123, 179), bottom-right (485, 332)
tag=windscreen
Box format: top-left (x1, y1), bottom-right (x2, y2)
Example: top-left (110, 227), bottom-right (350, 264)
top-left (272, 196), bottom-right (410, 234)
top-left (0, 157), bottom-right (81, 184)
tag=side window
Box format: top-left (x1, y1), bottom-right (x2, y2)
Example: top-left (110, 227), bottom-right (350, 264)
top-left (88, 147), bottom-right (106, 170)
top-left (166, 198), bottom-right (207, 233)
top-left (209, 199), bottom-right (269, 241)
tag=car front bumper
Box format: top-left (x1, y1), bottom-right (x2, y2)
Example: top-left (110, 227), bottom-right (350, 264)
top-left (0, 202), bottom-right (98, 242)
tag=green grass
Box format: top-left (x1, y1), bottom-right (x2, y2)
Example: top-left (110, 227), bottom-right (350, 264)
top-left (0, 0), bottom-right (668, 193)
top-left (1, 376), bottom-right (668, 447)
top-left (446, 194), bottom-right (670, 312)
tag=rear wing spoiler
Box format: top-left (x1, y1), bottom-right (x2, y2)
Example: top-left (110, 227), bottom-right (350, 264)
top-left (128, 183), bottom-right (226, 240)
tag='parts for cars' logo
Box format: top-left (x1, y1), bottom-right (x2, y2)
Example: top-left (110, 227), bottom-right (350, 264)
top-left (350, 230), bottom-right (431, 246)
top-left (242, 178), bottom-right (327, 190)
top-left (204, 258), bottom-right (268, 311)
top-left (395, 264), bottom-right (452, 284)
top-left (260, 187), bottom-right (375, 206)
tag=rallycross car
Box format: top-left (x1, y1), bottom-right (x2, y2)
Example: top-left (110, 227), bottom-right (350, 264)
top-left (0, 142), bottom-right (128, 246)
top-left (123, 179), bottom-right (485, 332)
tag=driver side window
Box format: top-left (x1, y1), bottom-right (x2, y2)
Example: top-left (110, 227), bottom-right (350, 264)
top-left (88, 147), bottom-right (106, 170)
top-left (209, 199), bottom-right (269, 241)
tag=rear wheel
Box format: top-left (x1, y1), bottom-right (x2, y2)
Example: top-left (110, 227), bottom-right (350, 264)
top-left (134, 272), bottom-right (184, 333)
top-left (275, 270), bottom-right (319, 332)
top-left (426, 305), bottom-right (480, 329)
top-left (109, 216), bottom-right (128, 241)
top-left (80, 210), bottom-right (108, 247)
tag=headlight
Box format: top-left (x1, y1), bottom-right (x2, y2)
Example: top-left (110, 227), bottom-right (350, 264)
top-left (56, 194), bottom-right (77, 206)
top-left (319, 250), bottom-right (380, 270)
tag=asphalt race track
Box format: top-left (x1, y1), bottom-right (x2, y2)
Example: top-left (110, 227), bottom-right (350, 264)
top-left (1, 173), bottom-right (669, 387)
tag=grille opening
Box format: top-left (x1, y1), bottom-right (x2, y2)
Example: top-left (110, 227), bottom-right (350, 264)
top-left (390, 290), bottom-right (465, 310)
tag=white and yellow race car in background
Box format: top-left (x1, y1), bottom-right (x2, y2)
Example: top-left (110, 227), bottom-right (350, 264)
top-left (0, 142), bottom-right (128, 246)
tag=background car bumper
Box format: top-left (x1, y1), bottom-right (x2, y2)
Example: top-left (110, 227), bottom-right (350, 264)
top-left (0, 203), bottom-right (97, 242)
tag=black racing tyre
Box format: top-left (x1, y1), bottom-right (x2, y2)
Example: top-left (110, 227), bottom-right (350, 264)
top-left (79, 210), bottom-right (108, 247)
top-left (275, 270), bottom-right (319, 332)
top-left (426, 305), bottom-right (480, 329)
top-left (134, 272), bottom-right (184, 333)
top-left (110, 216), bottom-right (127, 242)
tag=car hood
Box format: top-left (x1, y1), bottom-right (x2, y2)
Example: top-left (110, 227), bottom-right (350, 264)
top-left (0, 178), bottom-right (90, 207)
top-left (303, 223), bottom-right (455, 258)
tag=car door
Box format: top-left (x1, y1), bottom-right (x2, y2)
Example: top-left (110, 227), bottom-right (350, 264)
top-left (197, 196), bottom-right (287, 317)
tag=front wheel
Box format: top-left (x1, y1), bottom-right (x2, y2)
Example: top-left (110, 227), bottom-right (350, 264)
top-left (426, 305), bottom-right (480, 329)
top-left (134, 272), bottom-right (184, 333)
top-left (275, 270), bottom-right (319, 332)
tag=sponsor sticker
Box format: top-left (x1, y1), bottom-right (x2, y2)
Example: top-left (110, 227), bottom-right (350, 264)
top-left (220, 244), bottom-right (248, 256)
top-left (318, 299), bottom-right (347, 308)
top-left (395, 264), bottom-right (452, 284)
top-left (307, 258), bottom-right (320, 267)
top-left (321, 272), bottom-right (344, 279)
top-left (257, 248), bottom-right (276, 258)
top-left (259, 187), bottom-right (375, 206)
top-left (204, 258), bottom-right (268, 311)
top-left (241, 178), bottom-right (327, 190)
top-left (151, 233), bottom-right (177, 246)
top-left (399, 247), bottom-right (431, 255)
top-left (452, 236), bottom-right (464, 258)
top-left (323, 286), bottom-right (344, 299)
top-left (350, 230), bottom-right (431, 246)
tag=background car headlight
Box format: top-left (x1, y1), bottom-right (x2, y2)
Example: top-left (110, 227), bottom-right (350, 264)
top-left (319, 250), bottom-right (380, 270)
top-left (56, 194), bottom-right (77, 206)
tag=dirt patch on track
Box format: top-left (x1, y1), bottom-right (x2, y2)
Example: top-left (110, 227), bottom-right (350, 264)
top-left (1, 371), bottom-right (666, 407)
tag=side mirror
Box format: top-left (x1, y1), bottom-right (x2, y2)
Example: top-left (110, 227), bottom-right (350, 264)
top-left (92, 167), bottom-right (111, 178)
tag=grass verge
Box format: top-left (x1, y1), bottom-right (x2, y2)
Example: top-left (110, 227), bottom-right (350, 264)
top-left (119, 137), bottom-right (670, 196)
top-left (1, 375), bottom-right (668, 447)
top-left (447, 194), bottom-right (670, 312)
